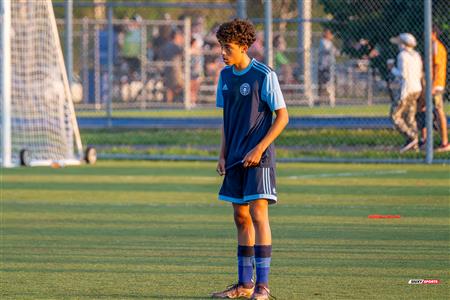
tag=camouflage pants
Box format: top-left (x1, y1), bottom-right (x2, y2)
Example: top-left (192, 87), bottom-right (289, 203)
top-left (390, 92), bottom-right (421, 140)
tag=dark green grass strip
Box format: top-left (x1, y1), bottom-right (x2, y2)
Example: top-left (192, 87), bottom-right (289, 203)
top-left (81, 128), bottom-right (407, 147)
top-left (80, 128), bottom-right (450, 160)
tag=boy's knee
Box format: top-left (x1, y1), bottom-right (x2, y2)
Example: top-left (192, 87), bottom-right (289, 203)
top-left (250, 208), bottom-right (268, 227)
top-left (251, 215), bottom-right (267, 227)
top-left (234, 210), bottom-right (252, 228)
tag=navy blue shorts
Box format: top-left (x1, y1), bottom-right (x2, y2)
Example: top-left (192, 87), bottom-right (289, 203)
top-left (218, 165), bottom-right (277, 205)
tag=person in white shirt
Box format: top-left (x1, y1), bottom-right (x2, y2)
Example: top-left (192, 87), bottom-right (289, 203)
top-left (388, 33), bottom-right (423, 153)
top-left (318, 29), bottom-right (337, 105)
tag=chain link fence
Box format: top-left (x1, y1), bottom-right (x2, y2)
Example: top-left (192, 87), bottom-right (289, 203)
top-left (35, 1), bottom-right (450, 163)
top-left (54, 1), bottom-right (236, 111)
top-left (262, 0), bottom-right (448, 162)
top-left (56, 1), bottom-right (449, 108)
top-left (57, 18), bottom-right (189, 109)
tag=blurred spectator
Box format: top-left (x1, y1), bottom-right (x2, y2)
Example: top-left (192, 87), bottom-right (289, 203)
top-left (204, 22), bottom-right (220, 46)
top-left (190, 37), bottom-right (204, 107)
top-left (122, 14), bottom-right (143, 79)
top-left (318, 28), bottom-right (337, 102)
top-left (273, 34), bottom-right (295, 84)
top-left (204, 23), bottom-right (223, 85)
top-left (192, 16), bottom-right (206, 47)
top-left (146, 40), bottom-right (154, 62)
top-left (386, 58), bottom-right (401, 102)
top-left (366, 42), bottom-right (386, 80)
top-left (273, 35), bottom-right (289, 70)
top-left (248, 30), bottom-right (265, 61)
top-left (418, 25), bottom-right (449, 152)
top-left (205, 42), bottom-right (223, 86)
top-left (160, 29), bottom-right (184, 103)
top-left (388, 33), bottom-right (423, 153)
top-left (153, 13), bottom-right (172, 60)
top-left (93, 24), bottom-right (120, 104)
top-left (351, 39), bottom-right (383, 73)
top-left (98, 25), bottom-right (118, 67)
top-left (351, 38), bottom-right (371, 70)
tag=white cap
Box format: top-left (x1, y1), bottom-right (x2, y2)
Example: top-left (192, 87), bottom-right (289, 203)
top-left (390, 33), bottom-right (417, 48)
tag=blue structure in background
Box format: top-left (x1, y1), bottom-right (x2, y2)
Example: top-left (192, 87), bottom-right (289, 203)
top-left (88, 28), bottom-right (118, 103)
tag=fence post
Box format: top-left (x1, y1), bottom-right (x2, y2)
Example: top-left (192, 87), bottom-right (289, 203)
top-left (140, 23), bottom-right (147, 110)
top-left (65, 0), bottom-right (73, 88)
top-left (329, 64), bottom-right (336, 107)
top-left (367, 68), bottom-right (373, 106)
top-left (81, 17), bottom-right (89, 104)
top-left (348, 66), bottom-right (354, 97)
top-left (237, 0), bottom-right (247, 19)
top-left (264, 0), bottom-right (273, 68)
top-left (107, 5), bottom-right (113, 127)
top-left (184, 17), bottom-right (192, 110)
top-left (424, 0), bottom-right (433, 164)
top-left (298, 0), bottom-right (313, 107)
top-left (94, 22), bottom-right (100, 110)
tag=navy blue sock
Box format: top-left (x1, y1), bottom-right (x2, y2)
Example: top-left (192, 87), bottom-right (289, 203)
top-left (237, 245), bottom-right (254, 288)
top-left (255, 245), bottom-right (272, 287)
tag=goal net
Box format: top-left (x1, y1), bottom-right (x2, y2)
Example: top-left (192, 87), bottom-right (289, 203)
top-left (1, 0), bottom-right (83, 167)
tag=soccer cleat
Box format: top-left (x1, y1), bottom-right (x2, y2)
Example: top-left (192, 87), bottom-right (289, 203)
top-left (399, 138), bottom-right (418, 153)
top-left (436, 143), bottom-right (450, 152)
top-left (250, 285), bottom-right (276, 300)
top-left (211, 283), bottom-right (254, 299)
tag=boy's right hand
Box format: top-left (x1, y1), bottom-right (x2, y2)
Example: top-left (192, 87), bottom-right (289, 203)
top-left (216, 158), bottom-right (226, 176)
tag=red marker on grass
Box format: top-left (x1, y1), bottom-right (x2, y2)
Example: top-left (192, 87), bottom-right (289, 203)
top-left (368, 215), bottom-right (401, 219)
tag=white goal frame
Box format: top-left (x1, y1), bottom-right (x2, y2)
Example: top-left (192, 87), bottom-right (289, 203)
top-left (1, 0), bottom-right (84, 167)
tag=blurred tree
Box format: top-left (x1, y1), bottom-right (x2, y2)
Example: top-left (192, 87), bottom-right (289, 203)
top-left (277, 0), bottom-right (298, 36)
top-left (94, 0), bottom-right (106, 20)
top-left (53, 0), bottom-right (235, 21)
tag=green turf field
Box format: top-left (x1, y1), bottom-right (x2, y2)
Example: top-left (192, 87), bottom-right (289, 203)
top-left (2, 161), bottom-right (449, 299)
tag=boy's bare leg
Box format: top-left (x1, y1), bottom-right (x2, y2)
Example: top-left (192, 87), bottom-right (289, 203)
top-left (211, 204), bottom-right (255, 298)
top-left (249, 199), bottom-right (272, 295)
top-left (437, 108), bottom-right (448, 145)
top-left (233, 203), bottom-right (255, 245)
top-left (249, 200), bottom-right (271, 245)
top-left (420, 107), bottom-right (449, 148)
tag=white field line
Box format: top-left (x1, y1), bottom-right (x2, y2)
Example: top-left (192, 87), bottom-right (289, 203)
top-left (287, 170), bottom-right (408, 179)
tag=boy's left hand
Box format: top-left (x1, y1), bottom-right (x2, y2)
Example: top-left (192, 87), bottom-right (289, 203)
top-left (243, 146), bottom-right (263, 168)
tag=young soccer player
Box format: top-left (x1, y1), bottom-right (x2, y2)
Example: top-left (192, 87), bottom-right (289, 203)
top-left (211, 19), bottom-right (289, 300)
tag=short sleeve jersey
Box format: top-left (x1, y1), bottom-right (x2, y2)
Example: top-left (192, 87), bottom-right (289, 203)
top-left (216, 58), bottom-right (286, 168)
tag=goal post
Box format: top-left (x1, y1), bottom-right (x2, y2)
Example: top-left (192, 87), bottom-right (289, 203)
top-left (1, 0), bottom-right (12, 167)
top-left (1, 0), bottom-right (91, 167)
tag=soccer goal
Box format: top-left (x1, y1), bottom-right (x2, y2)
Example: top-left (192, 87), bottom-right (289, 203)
top-left (1, 0), bottom-right (95, 167)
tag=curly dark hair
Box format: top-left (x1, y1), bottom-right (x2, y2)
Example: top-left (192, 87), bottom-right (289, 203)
top-left (216, 19), bottom-right (256, 47)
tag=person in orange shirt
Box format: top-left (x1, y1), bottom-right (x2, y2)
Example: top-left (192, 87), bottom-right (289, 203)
top-left (420, 25), bottom-right (449, 152)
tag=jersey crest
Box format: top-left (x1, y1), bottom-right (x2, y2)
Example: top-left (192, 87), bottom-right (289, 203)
top-left (240, 83), bottom-right (251, 96)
